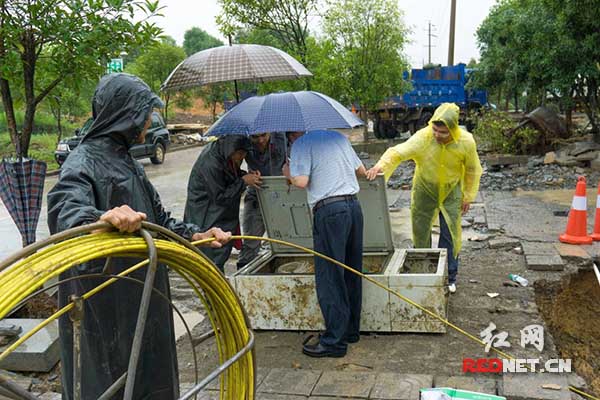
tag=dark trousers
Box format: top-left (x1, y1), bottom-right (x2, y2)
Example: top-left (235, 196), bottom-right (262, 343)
top-left (438, 212), bottom-right (459, 284)
top-left (201, 243), bottom-right (234, 272)
top-left (238, 192), bottom-right (265, 269)
top-left (313, 198), bottom-right (363, 351)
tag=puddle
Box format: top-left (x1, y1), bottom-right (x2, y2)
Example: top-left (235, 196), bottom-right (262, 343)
top-left (401, 253), bottom-right (439, 274)
top-left (535, 270), bottom-right (600, 394)
top-left (251, 254), bottom-right (388, 274)
top-left (515, 188), bottom-right (599, 207)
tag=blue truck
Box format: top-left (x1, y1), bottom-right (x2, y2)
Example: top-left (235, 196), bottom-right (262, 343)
top-left (372, 63), bottom-right (488, 139)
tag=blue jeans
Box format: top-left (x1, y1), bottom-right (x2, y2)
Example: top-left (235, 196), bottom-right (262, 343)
top-left (438, 212), bottom-right (459, 284)
top-left (313, 198), bottom-right (363, 351)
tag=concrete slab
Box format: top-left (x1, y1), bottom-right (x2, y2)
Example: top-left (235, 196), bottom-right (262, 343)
top-left (554, 243), bottom-right (591, 259)
top-left (370, 373), bottom-right (433, 399)
top-left (260, 395), bottom-right (308, 400)
top-left (474, 215), bottom-right (487, 226)
top-left (485, 155), bottom-right (529, 167)
top-left (0, 319), bottom-right (59, 372)
top-left (204, 367), bottom-right (268, 391)
top-left (522, 242), bottom-right (559, 256)
top-left (312, 371), bottom-right (377, 399)
top-left (489, 237), bottom-right (521, 250)
top-left (178, 383), bottom-right (220, 400)
top-left (526, 255), bottom-right (565, 271)
top-left (258, 368), bottom-right (321, 396)
top-left (433, 376), bottom-right (497, 395)
top-left (501, 374), bottom-right (570, 400)
top-left (583, 241), bottom-right (600, 258)
top-left (173, 311), bottom-right (205, 341)
top-left (37, 393), bottom-right (62, 400)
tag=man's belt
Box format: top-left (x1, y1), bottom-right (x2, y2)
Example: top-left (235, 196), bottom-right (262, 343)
top-left (313, 194), bottom-right (357, 212)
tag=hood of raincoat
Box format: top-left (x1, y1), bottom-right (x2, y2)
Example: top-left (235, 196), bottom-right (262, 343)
top-left (373, 101), bottom-right (483, 257)
top-left (82, 73), bottom-right (164, 148)
top-left (212, 135), bottom-right (252, 161)
top-left (429, 102), bottom-right (461, 143)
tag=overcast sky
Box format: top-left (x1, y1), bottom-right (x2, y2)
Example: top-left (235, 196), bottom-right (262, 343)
top-left (155, 0), bottom-right (497, 68)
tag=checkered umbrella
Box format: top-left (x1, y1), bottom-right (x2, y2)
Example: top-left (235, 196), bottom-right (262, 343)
top-left (0, 158), bottom-right (47, 246)
top-left (205, 91), bottom-right (364, 136)
top-left (161, 44), bottom-right (312, 92)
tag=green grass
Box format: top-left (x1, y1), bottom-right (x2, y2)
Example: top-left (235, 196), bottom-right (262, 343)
top-left (0, 110), bottom-right (78, 135)
top-left (0, 111), bottom-right (81, 171)
top-left (0, 132), bottom-right (61, 170)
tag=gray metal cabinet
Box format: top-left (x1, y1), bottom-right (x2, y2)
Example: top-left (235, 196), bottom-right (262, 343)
top-left (230, 176), bottom-right (448, 333)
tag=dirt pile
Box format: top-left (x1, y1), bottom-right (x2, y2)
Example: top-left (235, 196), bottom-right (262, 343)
top-left (535, 270), bottom-right (600, 395)
top-left (11, 292), bottom-right (57, 319)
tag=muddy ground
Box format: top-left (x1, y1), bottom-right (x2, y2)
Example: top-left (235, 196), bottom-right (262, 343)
top-left (5, 145), bottom-right (599, 397)
top-left (177, 187), bottom-right (599, 396)
top-left (536, 270), bottom-right (600, 395)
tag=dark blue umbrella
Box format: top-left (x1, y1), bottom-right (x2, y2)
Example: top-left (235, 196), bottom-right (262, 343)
top-left (206, 91), bottom-right (364, 136)
top-left (0, 158), bottom-right (47, 246)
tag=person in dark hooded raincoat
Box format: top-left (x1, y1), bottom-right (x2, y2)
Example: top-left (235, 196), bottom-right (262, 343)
top-left (47, 73), bottom-right (230, 400)
top-left (184, 135), bottom-right (261, 271)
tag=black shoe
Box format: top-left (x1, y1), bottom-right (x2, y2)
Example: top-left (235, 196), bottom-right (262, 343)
top-left (345, 334), bottom-right (360, 344)
top-left (302, 343), bottom-right (346, 358)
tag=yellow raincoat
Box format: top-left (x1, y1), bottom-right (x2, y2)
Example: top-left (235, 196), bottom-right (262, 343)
top-left (375, 103), bottom-right (482, 255)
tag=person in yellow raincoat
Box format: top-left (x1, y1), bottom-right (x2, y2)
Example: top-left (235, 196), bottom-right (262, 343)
top-left (366, 103), bottom-right (482, 293)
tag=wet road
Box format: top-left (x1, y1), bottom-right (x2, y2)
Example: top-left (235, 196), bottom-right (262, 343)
top-left (0, 146), bottom-right (205, 261)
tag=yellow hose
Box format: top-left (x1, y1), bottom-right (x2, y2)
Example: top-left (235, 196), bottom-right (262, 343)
top-left (0, 230), bottom-right (597, 400)
top-left (0, 231), bottom-right (254, 400)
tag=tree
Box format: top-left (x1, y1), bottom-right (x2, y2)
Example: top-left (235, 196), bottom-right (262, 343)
top-left (475, 0), bottom-right (600, 137)
top-left (217, 0), bottom-right (317, 71)
top-left (182, 27), bottom-right (223, 56)
top-left (543, 0), bottom-right (600, 138)
top-left (126, 38), bottom-right (187, 122)
top-left (319, 0), bottom-right (410, 140)
top-left (0, 0), bottom-right (162, 157)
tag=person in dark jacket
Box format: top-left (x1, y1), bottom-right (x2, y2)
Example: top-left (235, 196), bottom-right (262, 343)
top-left (47, 73), bottom-right (230, 400)
top-left (184, 135), bottom-right (261, 271)
top-left (237, 132), bottom-right (286, 269)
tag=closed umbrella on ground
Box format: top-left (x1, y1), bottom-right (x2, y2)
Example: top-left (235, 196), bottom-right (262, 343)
top-left (0, 158), bottom-right (47, 246)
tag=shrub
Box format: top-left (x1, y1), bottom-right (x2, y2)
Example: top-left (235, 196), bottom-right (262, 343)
top-left (473, 109), bottom-right (540, 155)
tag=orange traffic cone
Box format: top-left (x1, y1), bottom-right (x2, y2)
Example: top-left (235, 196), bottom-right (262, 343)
top-left (591, 181), bottom-right (600, 241)
top-left (559, 176), bottom-right (593, 244)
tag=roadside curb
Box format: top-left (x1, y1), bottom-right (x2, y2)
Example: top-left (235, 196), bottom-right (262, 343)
top-left (46, 142), bottom-right (207, 177)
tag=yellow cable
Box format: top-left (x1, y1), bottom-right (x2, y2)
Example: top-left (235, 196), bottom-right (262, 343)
top-left (0, 232), bottom-right (255, 400)
top-left (0, 231), bottom-right (596, 400)
top-left (195, 235), bottom-right (600, 400)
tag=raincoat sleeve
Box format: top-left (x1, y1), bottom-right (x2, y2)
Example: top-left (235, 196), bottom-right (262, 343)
top-left (375, 132), bottom-right (425, 182)
top-left (142, 176), bottom-right (201, 240)
top-left (47, 167), bottom-right (104, 233)
top-left (199, 167), bottom-right (246, 205)
top-left (462, 137), bottom-right (483, 203)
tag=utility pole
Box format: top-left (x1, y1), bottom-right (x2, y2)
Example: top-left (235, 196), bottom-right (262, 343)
top-left (424, 21), bottom-right (437, 66)
top-left (448, 0), bottom-right (456, 66)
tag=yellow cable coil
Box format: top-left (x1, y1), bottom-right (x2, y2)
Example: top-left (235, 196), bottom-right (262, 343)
top-left (1, 231), bottom-right (598, 400)
top-left (0, 232), bottom-right (255, 400)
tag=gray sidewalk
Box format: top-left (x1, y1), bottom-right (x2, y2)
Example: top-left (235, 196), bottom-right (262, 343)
top-left (184, 367), bottom-right (575, 399)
